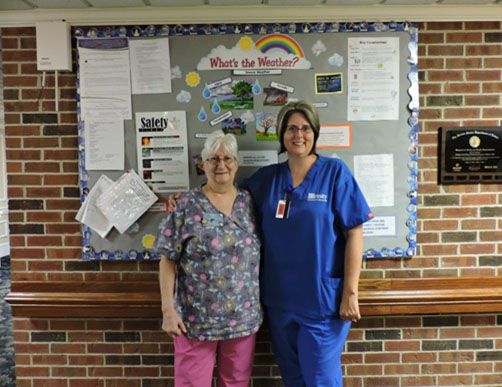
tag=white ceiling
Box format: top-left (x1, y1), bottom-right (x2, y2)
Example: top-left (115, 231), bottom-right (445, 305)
top-left (1, 0), bottom-right (500, 8)
top-left (1, 0), bottom-right (502, 26)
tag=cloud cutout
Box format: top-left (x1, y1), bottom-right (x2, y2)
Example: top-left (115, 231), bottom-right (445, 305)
top-left (328, 53), bottom-right (344, 67)
top-left (312, 40), bottom-right (327, 57)
top-left (171, 65), bottom-right (182, 79)
top-left (240, 110), bottom-right (255, 124)
top-left (176, 90), bottom-right (191, 103)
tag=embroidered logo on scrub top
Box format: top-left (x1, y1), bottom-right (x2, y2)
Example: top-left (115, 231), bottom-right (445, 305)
top-left (201, 212), bottom-right (224, 227)
top-left (307, 192), bottom-right (328, 202)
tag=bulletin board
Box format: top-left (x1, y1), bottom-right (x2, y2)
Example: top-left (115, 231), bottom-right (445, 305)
top-left (76, 21), bottom-right (419, 261)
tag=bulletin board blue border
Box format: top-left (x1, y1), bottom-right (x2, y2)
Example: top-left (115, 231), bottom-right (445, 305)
top-left (76, 21), bottom-right (419, 261)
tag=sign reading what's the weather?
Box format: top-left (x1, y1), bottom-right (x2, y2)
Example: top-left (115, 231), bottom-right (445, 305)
top-left (197, 34), bottom-right (312, 70)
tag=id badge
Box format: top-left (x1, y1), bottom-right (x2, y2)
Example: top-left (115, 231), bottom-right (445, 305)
top-left (201, 212), bottom-right (224, 227)
top-left (275, 199), bottom-right (290, 219)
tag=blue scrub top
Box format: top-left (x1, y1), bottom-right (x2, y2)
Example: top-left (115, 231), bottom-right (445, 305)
top-left (241, 155), bottom-right (372, 319)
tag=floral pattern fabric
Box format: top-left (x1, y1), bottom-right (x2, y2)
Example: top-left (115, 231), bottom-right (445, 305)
top-left (155, 186), bottom-right (262, 341)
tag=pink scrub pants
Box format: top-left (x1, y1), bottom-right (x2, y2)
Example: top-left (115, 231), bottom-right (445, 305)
top-left (174, 333), bottom-right (256, 387)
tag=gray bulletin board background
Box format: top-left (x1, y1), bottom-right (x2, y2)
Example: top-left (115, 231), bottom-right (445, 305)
top-left (77, 22), bottom-right (419, 261)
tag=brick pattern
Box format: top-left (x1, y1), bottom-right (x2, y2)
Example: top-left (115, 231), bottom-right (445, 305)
top-left (407, 21), bottom-right (502, 281)
top-left (13, 317), bottom-right (280, 387)
top-left (3, 22), bottom-right (502, 385)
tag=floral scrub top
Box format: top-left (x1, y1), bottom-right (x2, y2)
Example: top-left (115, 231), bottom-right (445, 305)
top-left (155, 186), bottom-right (262, 341)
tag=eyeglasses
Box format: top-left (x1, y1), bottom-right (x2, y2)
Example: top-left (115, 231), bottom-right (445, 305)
top-left (286, 125), bottom-right (314, 134)
top-left (206, 156), bottom-right (235, 166)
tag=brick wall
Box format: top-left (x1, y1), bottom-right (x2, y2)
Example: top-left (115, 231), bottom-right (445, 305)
top-left (3, 22), bottom-right (502, 386)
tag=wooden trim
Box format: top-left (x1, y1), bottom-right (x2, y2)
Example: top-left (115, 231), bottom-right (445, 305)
top-left (358, 277), bottom-right (502, 315)
top-left (6, 277), bottom-right (502, 318)
top-left (6, 281), bottom-right (161, 318)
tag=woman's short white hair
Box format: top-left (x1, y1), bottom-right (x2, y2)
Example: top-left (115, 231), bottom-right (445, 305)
top-left (201, 130), bottom-right (239, 162)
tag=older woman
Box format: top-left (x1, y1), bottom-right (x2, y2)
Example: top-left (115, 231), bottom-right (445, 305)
top-left (155, 130), bottom-right (262, 387)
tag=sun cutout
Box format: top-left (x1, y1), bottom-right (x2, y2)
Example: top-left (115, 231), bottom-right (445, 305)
top-left (142, 234), bottom-right (156, 249)
top-left (238, 36), bottom-right (254, 51)
top-left (185, 71), bottom-right (201, 87)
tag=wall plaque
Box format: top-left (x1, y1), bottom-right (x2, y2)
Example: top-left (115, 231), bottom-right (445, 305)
top-left (439, 127), bottom-right (502, 184)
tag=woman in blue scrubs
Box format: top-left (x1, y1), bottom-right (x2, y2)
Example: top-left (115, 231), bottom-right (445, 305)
top-left (241, 100), bottom-right (373, 386)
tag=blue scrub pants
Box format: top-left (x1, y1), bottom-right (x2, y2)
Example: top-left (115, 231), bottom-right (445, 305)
top-left (266, 307), bottom-right (351, 387)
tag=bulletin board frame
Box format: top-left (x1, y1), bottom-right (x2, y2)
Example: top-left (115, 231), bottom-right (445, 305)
top-left (76, 21), bottom-right (419, 261)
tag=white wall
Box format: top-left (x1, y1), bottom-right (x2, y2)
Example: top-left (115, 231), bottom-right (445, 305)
top-left (0, 33), bottom-right (10, 259)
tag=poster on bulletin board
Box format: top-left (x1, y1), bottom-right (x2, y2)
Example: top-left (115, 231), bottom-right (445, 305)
top-left (75, 21), bottom-right (419, 261)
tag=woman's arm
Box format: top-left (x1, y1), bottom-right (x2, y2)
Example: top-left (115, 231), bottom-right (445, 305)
top-left (159, 255), bottom-right (187, 338)
top-left (339, 224), bottom-right (363, 322)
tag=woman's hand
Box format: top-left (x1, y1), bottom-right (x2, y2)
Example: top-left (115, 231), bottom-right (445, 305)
top-left (162, 309), bottom-right (187, 339)
top-left (339, 291), bottom-right (361, 323)
top-left (341, 225), bottom-right (363, 323)
top-left (168, 191), bottom-right (182, 212)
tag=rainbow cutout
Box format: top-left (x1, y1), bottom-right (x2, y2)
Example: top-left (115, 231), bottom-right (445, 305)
top-left (254, 34), bottom-right (304, 58)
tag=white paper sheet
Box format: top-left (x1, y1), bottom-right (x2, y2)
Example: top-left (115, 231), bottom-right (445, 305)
top-left (238, 150), bottom-right (278, 167)
top-left (363, 216), bottom-right (397, 237)
top-left (129, 37), bottom-right (172, 95)
top-left (354, 154), bottom-right (394, 207)
top-left (78, 39), bottom-right (132, 120)
top-left (96, 169), bottom-right (158, 234)
top-left (347, 37), bottom-right (400, 121)
top-left (84, 113), bottom-right (124, 171)
top-left (136, 111), bottom-right (190, 193)
top-left (317, 124), bottom-right (352, 149)
top-left (76, 174), bottom-right (114, 238)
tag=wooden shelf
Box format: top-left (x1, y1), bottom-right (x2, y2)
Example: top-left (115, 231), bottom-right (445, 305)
top-left (6, 281), bottom-right (161, 318)
top-left (358, 276), bottom-right (502, 315)
top-left (6, 277), bottom-right (502, 318)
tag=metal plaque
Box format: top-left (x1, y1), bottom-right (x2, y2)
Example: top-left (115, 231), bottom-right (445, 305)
top-left (439, 127), bottom-right (502, 184)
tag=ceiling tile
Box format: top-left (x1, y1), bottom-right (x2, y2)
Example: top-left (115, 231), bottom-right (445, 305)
top-left (0, 0), bottom-right (34, 10)
top-left (208, 0), bottom-right (262, 4)
top-left (149, 0), bottom-right (205, 5)
top-left (441, 0), bottom-right (495, 2)
top-left (87, 0), bottom-right (146, 7)
top-left (30, 0), bottom-right (90, 8)
top-left (267, 0), bottom-right (324, 4)
top-left (384, 0), bottom-right (437, 4)
top-left (325, 0), bottom-right (381, 4)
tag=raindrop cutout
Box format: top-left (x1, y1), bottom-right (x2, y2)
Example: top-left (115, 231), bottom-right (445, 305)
top-left (252, 79), bottom-right (262, 95)
top-left (211, 100), bottom-right (221, 114)
top-left (198, 106), bottom-right (208, 122)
